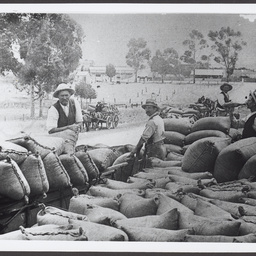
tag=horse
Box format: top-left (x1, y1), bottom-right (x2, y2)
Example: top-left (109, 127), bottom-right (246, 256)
top-left (90, 111), bottom-right (103, 130)
top-left (82, 111), bottom-right (92, 132)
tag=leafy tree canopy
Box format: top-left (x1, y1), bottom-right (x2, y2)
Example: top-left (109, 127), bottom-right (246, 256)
top-left (126, 38), bottom-right (151, 82)
top-left (0, 13), bottom-right (84, 93)
top-left (0, 13), bottom-right (84, 117)
top-left (208, 26), bottom-right (247, 81)
top-left (181, 29), bottom-right (208, 83)
top-left (75, 79), bottom-right (97, 101)
top-left (151, 48), bottom-right (180, 82)
top-left (106, 63), bottom-right (116, 81)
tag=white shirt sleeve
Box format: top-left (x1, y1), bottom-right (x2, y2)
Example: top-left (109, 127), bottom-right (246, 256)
top-left (217, 93), bottom-right (225, 106)
top-left (73, 97), bottom-right (83, 123)
top-left (46, 105), bottom-right (59, 132)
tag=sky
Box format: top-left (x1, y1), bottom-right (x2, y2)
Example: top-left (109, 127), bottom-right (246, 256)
top-left (2, 4), bottom-right (256, 70)
top-left (68, 11), bottom-right (256, 69)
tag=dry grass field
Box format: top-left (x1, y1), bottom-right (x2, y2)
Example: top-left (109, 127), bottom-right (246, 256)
top-left (0, 75), bottom-right (254, 139)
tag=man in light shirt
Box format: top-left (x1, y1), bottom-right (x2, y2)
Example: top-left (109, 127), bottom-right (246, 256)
top-left (46, 83), bottom-right (83, 134)
top-left (216, 83), bottom-right (241, 116)
top-left (128, 98), bottom-right (166, 161)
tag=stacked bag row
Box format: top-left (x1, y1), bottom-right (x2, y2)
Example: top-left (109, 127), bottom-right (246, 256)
top-left (163, 118), bottom-right (191, 157)
top-left (181, 116), bottom-right (232, 175)
top-left (3, 168), bottom-right (256, 242)
top-left (162, 116), bottom-right (256, 183)
top-left (0, 128), bottom-right (139, 203)
top-left (161, 106), bottom-right (200, 120)
top-left (0, 130), bottom-right (100, 202)
top-left (163, 116), bottom-right (234, 156)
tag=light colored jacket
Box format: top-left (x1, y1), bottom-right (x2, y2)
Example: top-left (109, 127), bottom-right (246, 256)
top-left (141, 112), bottom-right (165, 144)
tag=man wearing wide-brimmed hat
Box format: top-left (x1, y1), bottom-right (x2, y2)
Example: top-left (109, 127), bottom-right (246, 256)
top-left (216, 83), bottom-right (233, 114)
top-left (216, 83), bottom-right (242, 117)
top-left (128, 98), bottom-right (166, 163)
top-left (46, 83), bottom-right (83, 134)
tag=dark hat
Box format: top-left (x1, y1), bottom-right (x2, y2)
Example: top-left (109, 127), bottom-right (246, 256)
top-left (142, 99), bottom-right (159, 109)
top-left (220, 83), bottom-right (233, 92)
top-left (53, 83), bottom-right (75, 98)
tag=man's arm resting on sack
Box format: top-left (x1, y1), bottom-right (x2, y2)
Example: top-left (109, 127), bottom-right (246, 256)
top-left (48, 123), bottom-right (82, 134)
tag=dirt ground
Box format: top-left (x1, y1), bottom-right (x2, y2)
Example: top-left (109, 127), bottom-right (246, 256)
top-left (77, 120), bottom-right (145, 147)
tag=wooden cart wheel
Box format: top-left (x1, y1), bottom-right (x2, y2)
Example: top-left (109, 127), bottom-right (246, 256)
top-left (106, 116), bottom-right (112, 129)
top-left (112, 114), bottom-right (119, 129)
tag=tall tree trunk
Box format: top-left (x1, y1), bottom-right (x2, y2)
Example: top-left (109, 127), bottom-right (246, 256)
top-left (38, 85), bottom-right (43, 118)
top-left (193, 50), bottom-right (196, 84)
top-left (225, 68), bottom-right (229, 82)
top-left (135, 70), bottom-right (138, 83)
top-left (39, 96), bottom-right (43, 118)
top-left (193, 67), bottom-right (195, 84)
top-left (30, 83), bottom-right (35, 118)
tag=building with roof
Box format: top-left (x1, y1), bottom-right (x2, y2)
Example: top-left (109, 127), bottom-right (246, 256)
top-left (194, 69), bottom-right (225, 79)
top-left (232, 69), bottom-right (256, 81)
top-left (76, 64), bottom-right (134, 84)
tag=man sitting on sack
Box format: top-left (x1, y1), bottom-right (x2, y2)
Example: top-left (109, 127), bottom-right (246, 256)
top-left (46, 83), bottom-right (83, 134)
top-left (128, 98), bottom-right (166, 161)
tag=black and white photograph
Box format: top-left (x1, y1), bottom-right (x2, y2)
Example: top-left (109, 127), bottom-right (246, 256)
top-left (1, 3), bottom-right (256, 254)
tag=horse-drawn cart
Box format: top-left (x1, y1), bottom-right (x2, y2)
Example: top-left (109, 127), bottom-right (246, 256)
top-left (82, 104), bottom-right (120, 131)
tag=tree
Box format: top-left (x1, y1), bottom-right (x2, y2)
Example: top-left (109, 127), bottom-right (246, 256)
top-left (75, 79), bottom-right (97, 107)
top-left (181, 30), bottom-right (208, 83)
top-left (151, 48), bottom-right (179, 83)
top-left (151, 50), bottom-right (169, 83)
top-left (180, 64), bottom-right (193, 78)
top-left (208, 27), bottom-right (247, 82)
top-left (126, 38), bottom-right (151, 82)
top-left (163, 48), bottom-right (181, 80)
top-left (0, 13), bottom-right (84, 118)
top-left (106, 63), bottom-right (116, 82)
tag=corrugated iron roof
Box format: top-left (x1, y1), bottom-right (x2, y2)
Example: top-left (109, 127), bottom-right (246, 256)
top-left (195, 69), bottom-right (224, 76)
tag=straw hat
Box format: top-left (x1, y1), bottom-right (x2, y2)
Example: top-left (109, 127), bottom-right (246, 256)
top-left (53, 83), bottom-right (75, 98)
top-left (142, 99), bottom-right (159, 109)
top-left (220, 83), bottom-right (233, 92)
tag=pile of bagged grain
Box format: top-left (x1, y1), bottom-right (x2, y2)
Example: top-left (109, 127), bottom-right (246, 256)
top-left (2, 116), bottom-right (256, 242)
top-left (0, 130), bottom-right (134, 202)
top-left (2, 173), bottom-right (256, 242)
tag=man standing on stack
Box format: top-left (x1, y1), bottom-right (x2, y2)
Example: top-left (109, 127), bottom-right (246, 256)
top-left (128, 98), bottom-right (166, 161)
top-left (46, 83), bottom-right (83, 134)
